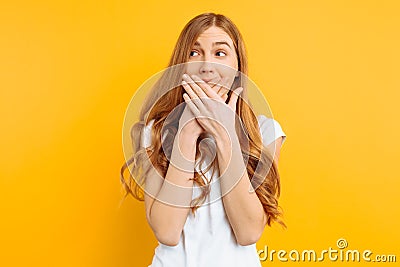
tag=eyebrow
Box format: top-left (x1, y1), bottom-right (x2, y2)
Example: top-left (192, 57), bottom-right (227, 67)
top-left (193, 41), bottom-right (232, 49)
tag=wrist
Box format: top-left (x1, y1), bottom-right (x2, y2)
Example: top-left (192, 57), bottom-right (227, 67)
top-left (174, 130), bottom-right (197, 158)
top-left (170, 132), bottom-right (197, 172)
top-left (215, 127), bottom-right (239, 151)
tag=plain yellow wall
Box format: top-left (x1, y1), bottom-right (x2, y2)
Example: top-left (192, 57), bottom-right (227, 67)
top-left (1, 0), bottom-right (399, 266)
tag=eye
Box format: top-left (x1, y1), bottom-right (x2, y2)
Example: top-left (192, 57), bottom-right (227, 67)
top-left (189, 50), bottom-right (199, 57)
top-left (216, 51), bottom-right (227, 57)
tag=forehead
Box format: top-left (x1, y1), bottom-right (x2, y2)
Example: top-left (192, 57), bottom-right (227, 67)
top-left (195, 26), bottom-right (234, 46)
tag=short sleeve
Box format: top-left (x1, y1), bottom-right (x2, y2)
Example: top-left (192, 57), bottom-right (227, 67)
top-left (140, 119), bottom-right (155, 149)
top-left (257, 114), bottom-right (287, 146)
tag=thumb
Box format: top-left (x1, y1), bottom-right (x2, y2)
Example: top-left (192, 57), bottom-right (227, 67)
top-left (228, 87), bottom-right (243, 110)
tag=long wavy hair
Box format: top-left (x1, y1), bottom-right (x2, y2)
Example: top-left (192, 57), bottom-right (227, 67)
top-left (120, 12), bottom-right (285, 227)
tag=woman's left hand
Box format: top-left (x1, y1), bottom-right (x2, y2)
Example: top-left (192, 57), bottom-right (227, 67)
top-left (181, 74), bottom-right (243, 142)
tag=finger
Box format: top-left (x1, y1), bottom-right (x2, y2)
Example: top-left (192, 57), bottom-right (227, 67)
top-left (183, 74), bottom-right (208, 98)
top-left (209, 77), bottom-right (222, 89)
top-left (228, 87), bottom-right (243, 110)
top-left (188, 74), bottom-right (214, 99)
top-left (182, 81), bottom-right (207, 114)
top-left (217, 87), bottom-right (230, 98)
top-left (215, 77), bottom-right (230, 96)
top-left (181, 80), bottom-right (199, 100)
top-left (207, 76), bottom-right (225, 93)
top-left (183, 93), bottom-right (200, 116)
top-left (189, 75), bottom-right (224, 102)
top-left (222, 93), bottom-right (228, 103)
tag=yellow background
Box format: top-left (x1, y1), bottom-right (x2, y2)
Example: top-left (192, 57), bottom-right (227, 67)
top-left (1, 0), bottom-right (399, 266)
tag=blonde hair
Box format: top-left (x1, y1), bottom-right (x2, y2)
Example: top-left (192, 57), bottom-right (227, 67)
top-left (120, 12), bottom-right (285, 227)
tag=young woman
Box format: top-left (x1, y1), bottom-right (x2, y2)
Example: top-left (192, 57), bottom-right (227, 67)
top-left (121, 12), bottom-right (287, 267)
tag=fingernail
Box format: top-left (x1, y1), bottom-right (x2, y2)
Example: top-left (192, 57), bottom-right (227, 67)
top-left (183, 74), bottom-right (189, 79)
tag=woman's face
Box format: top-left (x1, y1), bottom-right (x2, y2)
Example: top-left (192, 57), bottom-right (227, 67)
top-left (185, 26), bottom-right (239, 93)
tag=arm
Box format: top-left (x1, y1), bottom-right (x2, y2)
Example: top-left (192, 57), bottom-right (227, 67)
top-left (178, 74), bottom-right (285, 244)
top-left (216, 133), bottom-right (283, 246)
top-left (144, 131), bottom-right (197, 246)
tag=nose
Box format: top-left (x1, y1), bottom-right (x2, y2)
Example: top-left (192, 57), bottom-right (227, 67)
top-left (199, 60), bottom-right (216, 75)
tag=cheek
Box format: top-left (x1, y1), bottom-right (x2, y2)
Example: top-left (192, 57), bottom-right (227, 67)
top-left (220, 57), bottom-right (238, 79)
top-left (218, 68), bottom-right (237, 86)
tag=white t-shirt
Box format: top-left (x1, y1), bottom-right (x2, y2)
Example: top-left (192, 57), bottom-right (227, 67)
top-left (145, 114), bottom-right (286, 267)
